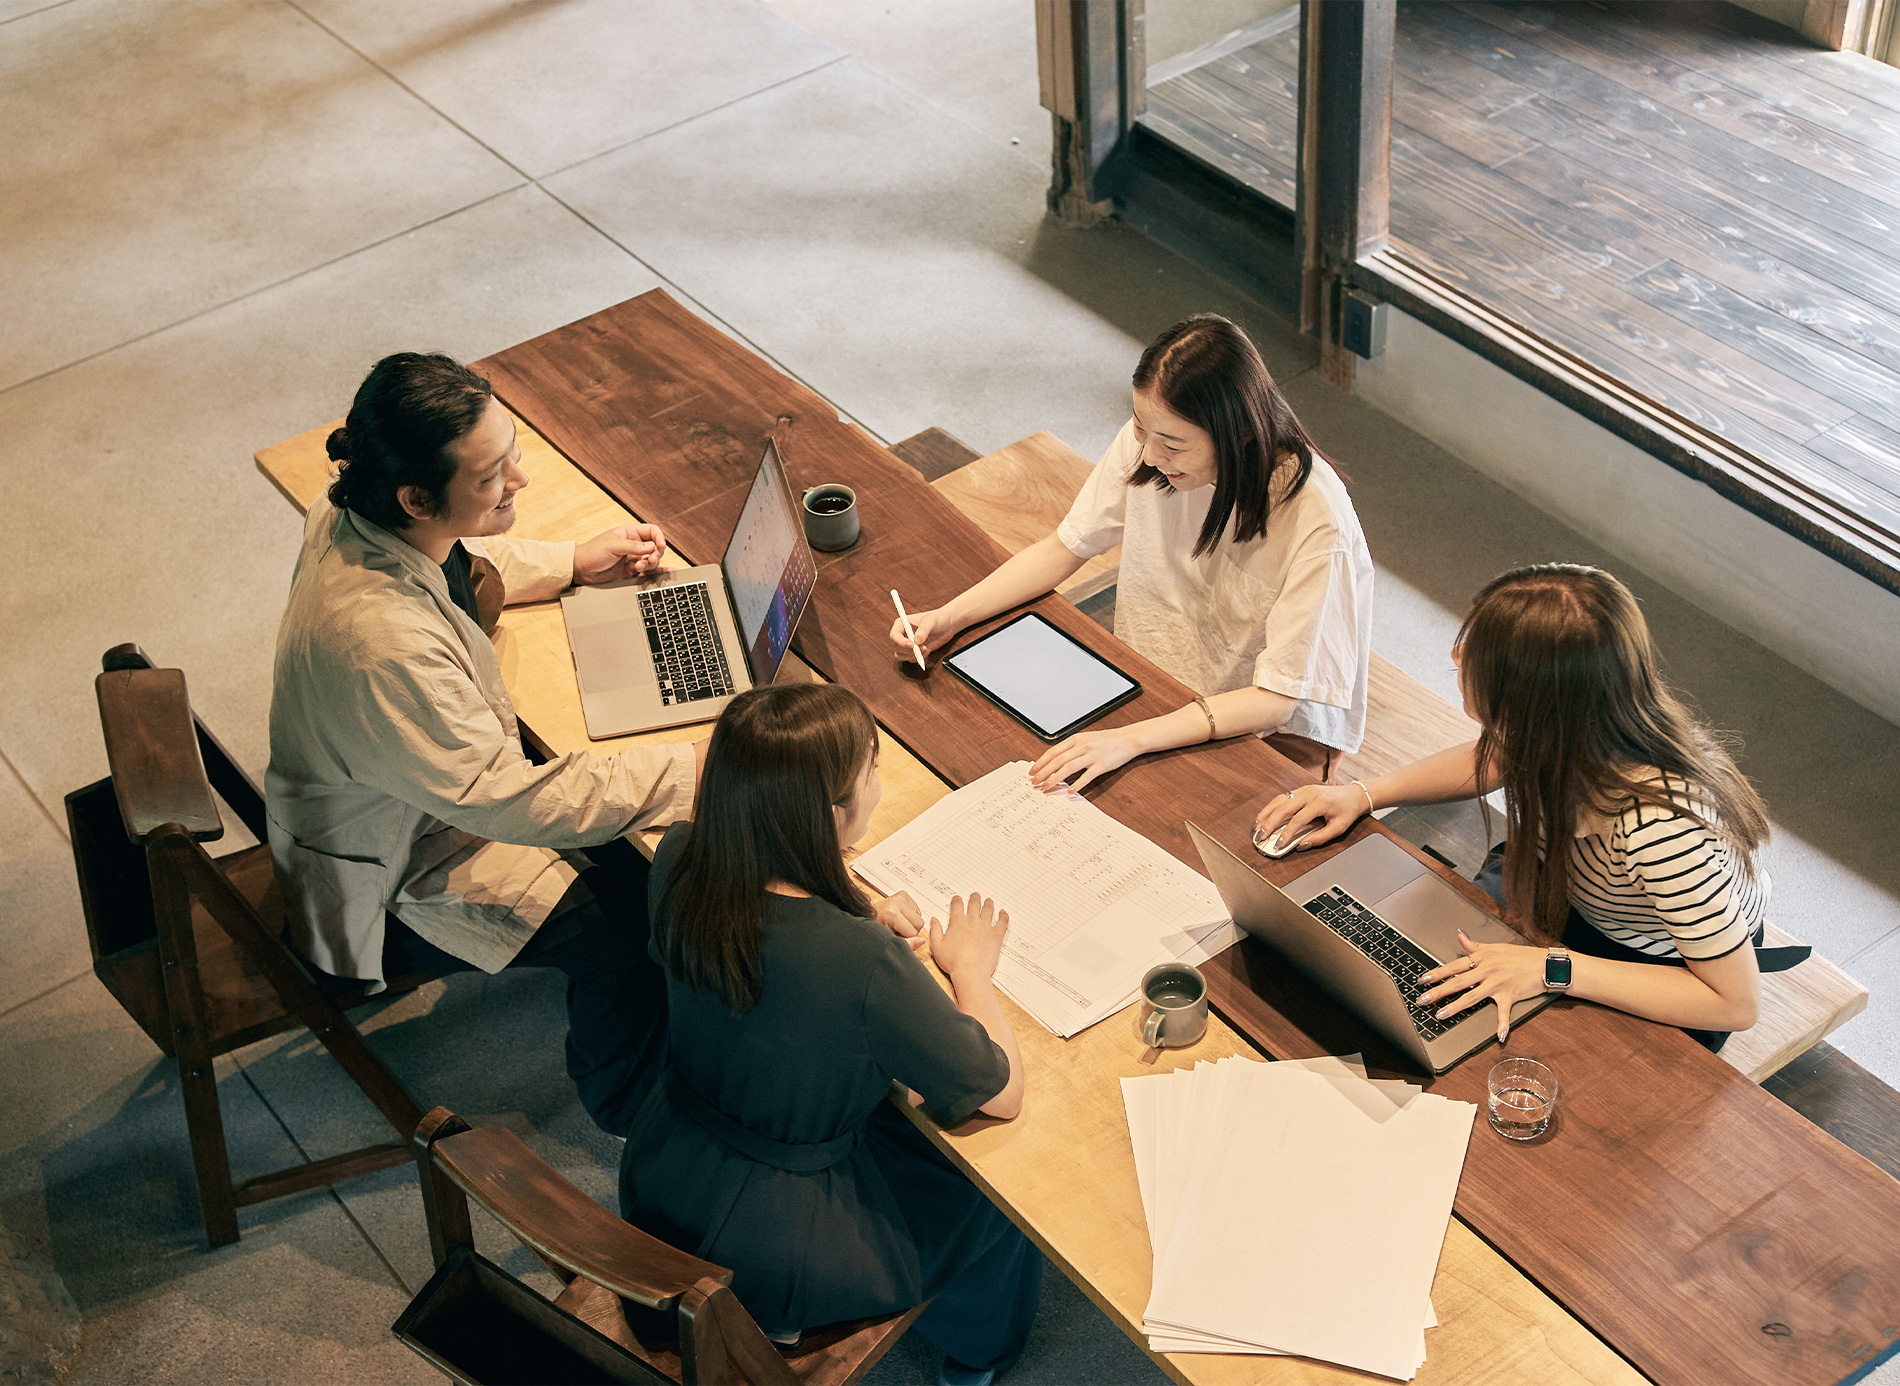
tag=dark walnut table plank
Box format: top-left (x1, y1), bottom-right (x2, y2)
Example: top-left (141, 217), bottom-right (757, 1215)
top-left (478, 290), bottom-right (1900, 1386)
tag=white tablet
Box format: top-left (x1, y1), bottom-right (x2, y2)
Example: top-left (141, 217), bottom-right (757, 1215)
top-left (943, 612), bottom-right (1143, 741)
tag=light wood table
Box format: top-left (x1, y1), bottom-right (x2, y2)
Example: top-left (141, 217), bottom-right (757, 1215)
top-left (257, 418), bottom-right (1639, 1386)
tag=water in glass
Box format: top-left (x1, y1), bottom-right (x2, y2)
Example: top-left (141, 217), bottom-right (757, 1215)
top-left (1487, 1057), bottom-right (1557, 1141)
top-left (1488, 1082), bottom-right (1552, 1140)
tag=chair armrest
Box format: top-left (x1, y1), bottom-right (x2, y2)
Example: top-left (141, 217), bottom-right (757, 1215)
top-left (95, 668), bottom-right (222, 842)
top-left (432, 1124), bottom-right (730, 1312)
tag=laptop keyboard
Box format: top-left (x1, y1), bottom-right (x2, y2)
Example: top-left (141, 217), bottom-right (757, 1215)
top-left (638, 583), bottom-right (736, 706)
top-left (1302, 886), bottom-right (1456, 1041)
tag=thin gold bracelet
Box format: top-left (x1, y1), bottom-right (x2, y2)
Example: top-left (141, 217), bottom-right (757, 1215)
top-left (1192, 695), bottom-right (1218, 743)
top-left (1351, 779), bottom-right (1375, 816)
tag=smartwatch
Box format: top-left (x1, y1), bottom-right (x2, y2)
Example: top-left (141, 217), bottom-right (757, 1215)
top-left (1544, 947), bottom-right (1573, 992)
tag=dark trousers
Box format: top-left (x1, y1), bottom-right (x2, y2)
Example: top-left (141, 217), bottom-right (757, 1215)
top-left (382, 839), bottom-right (668, 1136)
top-left (870, 1104), bottom-right (1044, 1374)
top-left (1472, 845), bottom-right (1732, 1053)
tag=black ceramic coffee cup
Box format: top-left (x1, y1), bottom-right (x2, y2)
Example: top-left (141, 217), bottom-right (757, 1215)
top-left (802, 484), bottom-right (859, 551)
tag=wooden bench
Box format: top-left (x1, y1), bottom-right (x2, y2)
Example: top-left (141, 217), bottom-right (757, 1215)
top-left (918, 428), bottom-right (1868, 1085)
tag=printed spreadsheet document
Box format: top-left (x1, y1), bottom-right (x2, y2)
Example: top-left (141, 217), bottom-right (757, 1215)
top-left (852, 761), bottom-right (1241, 1037)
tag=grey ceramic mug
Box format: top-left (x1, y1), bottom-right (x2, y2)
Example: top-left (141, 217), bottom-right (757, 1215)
top-left (802, 484), bottom-right (860, 552)
top-left (1140, 962), bottom-right (1209, 1049)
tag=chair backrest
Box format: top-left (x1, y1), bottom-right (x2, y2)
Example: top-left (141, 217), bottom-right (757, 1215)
top-left (66, 644), bottom-right (273, 961)
top-left (96, 643), bottom-right (270, 843)
top-left (66, 776), bottom-right (159, 963)
top-left (66, 646), bottom-right (295, 1055)
top-left (410, 1108), bottom-right (802, 1386)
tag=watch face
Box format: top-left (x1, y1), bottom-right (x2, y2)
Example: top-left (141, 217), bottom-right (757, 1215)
top-left (1545, 953), bottom-right (1573, 988)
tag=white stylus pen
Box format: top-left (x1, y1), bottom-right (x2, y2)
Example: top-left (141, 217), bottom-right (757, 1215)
top-left (890, 589), bottom-right (928, 671)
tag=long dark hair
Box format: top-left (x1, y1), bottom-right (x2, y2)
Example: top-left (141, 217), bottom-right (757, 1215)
top-left (1460, 564), bottom-right (1769, 942)
top-left (327, 352), bottom-right (493, 531)
top-left (1129, 314), bottom-right (1318, 557)
top-left (658, 684), bottom-right (878, 1014)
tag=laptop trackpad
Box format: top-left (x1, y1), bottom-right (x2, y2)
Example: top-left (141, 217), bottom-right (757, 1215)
top-left (1376, 873), bottom-right (1506, 963)
top-left (569, 619), bottom-right (649, 695)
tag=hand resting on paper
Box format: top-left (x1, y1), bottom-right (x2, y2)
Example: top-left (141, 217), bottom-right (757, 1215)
top-left (873, 889), bottom-right (930, 954)
top-left (874, 891), bottom-right (1015, 989)
top-left (1029, 727), bottom-right (1143, 793)
top-left (901, 892), bottom-right (1021, 1120)
top-left (928, 893), bottom-right (1011, 987)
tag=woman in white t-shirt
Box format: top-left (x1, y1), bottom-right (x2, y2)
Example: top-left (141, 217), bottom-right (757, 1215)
top-left (890, 314), bottom-right (1374, 790)
top-left (1256, 564), bottom-right (1776, 1051)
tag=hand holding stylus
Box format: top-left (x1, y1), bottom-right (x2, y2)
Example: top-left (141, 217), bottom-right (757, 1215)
top-left (890, 589), bottom-right (928, 671)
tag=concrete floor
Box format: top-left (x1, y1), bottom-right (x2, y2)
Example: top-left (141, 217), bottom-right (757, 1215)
top-left (2, 1), bottom-right (1896, 1382)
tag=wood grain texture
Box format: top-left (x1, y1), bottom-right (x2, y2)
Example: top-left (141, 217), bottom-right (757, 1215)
top-left (1454, 1), bottom-right (1900, 211)
top-left (1407, 2), bottom-right (1900, 251)
top-left (1336, 653), bottom-right (1480, 786)
top-left (1141, 0), bottom-right (1900, 591)
top-left (259, 394), bottom-right (1640, 1379)
top-left (1626, 262), bottom-right (1900, 442)
top-left (1720, 922), bottom-right (1870, 1083)
top-left (931, 430), bottom-right (1121, 603)
top-left (476, 294), bottom-right (1316, 861)
top-left (473, 292), bottom-right (1900, 1386)
top-left (95, 669), bottom-right (223, 842)
top-left (1764, 1043), bottom-right (1900, 1184)
top-left (888, 426), bottom-right (981, 483)
top-left (436, 1124), bottom-right (719, 1309)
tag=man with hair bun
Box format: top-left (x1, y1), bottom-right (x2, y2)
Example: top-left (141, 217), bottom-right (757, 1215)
top-left (268, 351), bottom-right (700, 1135)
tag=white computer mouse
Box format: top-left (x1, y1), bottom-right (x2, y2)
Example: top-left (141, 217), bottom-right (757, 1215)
top-left (1252, 820), bottom-right (1322, 858)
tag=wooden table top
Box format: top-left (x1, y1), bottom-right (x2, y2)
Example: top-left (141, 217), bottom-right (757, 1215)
top-left (258, 393), bottom-right (1639, 1384)
top-left (472, 290), bottom-right (1900, 1386)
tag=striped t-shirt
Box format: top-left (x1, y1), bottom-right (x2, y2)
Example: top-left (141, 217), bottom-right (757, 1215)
top-left (1565, 774), bottom-right (1770, 961)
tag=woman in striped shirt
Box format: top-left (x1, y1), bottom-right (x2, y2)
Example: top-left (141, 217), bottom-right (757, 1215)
top-left (1255, 564), bottom-right (1769, 1050)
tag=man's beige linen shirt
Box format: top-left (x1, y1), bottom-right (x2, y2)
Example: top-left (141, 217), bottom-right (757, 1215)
top-left (266, 494), bottom-right (695, 988)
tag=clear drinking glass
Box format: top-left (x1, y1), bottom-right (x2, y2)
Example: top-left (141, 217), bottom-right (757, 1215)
top-left (1487, 1057), bottom-right (1558, 1140)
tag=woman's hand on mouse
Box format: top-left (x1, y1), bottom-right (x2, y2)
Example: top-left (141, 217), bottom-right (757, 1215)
top-left (1253, 783), bottom-right (1367, 850)
top-left (887, 607), bottom-right (957, 663)
top-left (929, 893), bottom-right (1010, 986)
top-left (1029, 728), bottom-right (1142, 793)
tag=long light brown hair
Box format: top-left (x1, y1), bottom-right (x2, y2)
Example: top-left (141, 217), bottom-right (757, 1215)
top-left (1458, 565), bottom-right (1768, 942)
top-left (657, 684), bottom-right (877, 1013)
top-left (1129, 314), bottom-right (1319, 557)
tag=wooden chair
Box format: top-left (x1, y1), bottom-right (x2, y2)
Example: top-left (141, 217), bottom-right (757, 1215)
top-left (65, 644), bottom-right (434, 1247)
top-left (400, 1107), bottom-right (924, 1385)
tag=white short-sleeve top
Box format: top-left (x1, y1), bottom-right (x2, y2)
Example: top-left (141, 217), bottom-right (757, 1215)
top-left (1056, 418), bottom-right (1374, 753)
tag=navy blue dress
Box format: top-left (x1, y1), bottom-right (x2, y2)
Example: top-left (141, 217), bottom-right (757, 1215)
top-left (619, 824), bottom-right (1042, 1370)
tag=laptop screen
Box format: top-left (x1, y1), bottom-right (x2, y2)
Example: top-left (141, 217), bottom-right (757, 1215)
top-left (721, 439), bottom-right (816, 683)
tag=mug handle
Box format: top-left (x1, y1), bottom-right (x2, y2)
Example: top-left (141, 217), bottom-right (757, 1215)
top-left (1142, 1008), bottom-right (1166, 1048)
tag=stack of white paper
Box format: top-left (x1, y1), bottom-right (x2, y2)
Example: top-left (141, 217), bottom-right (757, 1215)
top-left (1122, 1055), bottom-right (1476, 1381)
top-left (853, 762), bottom-right (1241, 1037)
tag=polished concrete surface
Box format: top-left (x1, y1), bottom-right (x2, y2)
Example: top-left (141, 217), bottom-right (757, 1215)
top-left (2, 1), bottom-right (1896, 1382)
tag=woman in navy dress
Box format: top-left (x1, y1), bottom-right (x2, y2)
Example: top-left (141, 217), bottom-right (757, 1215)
top-left (619, 683), bottom-right (1042, 1386)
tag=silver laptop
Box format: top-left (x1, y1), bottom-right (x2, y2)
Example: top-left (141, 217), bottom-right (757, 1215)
top-left (1186, 822), bottom-right (1551, 1073)
top-left (559, 440), bottom-right (816, 737)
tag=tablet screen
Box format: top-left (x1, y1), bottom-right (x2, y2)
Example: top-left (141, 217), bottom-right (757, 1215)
top-left (944, 613), bottom-right (1142, 740)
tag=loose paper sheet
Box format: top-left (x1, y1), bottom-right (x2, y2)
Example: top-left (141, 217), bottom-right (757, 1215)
top-left (854, 762), bottom-right (1240, 1036)
top-left (1122, 1056), bottom-right (1471, 1380)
